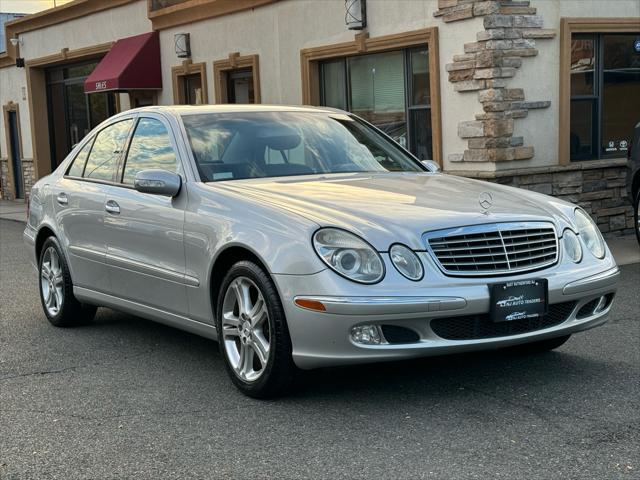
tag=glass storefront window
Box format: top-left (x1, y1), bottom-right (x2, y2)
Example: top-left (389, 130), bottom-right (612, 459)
top-left (46, 60), bottom-right (116, 169)
top-left (570, 33), bottom-right (640, 161)
top-left (183, 73), bottom-right (203, 105)
top-left (319, 46), bottom-right (432, 159)
top-left (601, 34), bottom-right (640, 157)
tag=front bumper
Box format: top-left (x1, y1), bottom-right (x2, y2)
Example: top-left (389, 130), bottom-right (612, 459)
top-left (274, 253), bottom-right (620, 369)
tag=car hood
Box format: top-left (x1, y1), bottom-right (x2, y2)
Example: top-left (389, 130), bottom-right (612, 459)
top-left (209, 173), bottom-right (576, 251)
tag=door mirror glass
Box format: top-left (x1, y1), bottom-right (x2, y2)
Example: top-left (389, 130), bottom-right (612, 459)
top-left (134, 169), bottom-right (182, 197)
top-left (421, 159), bottom-right (440, 173)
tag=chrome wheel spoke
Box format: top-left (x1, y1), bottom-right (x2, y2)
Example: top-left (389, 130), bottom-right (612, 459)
top-left (221, 275), bottom-right (271, 382)
top-left (250, 333), bottom-right (269, 367)
top-left (40, 247), bottom-right (64, 316)
top-left (249, 297), bottom-right (267, 327)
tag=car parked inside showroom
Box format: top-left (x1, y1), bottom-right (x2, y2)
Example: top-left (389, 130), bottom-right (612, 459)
top-left (24, 105), bottom-right (620, 397)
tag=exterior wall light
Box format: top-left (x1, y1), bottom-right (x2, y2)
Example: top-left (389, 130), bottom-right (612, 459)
top-left (345, 0), bottom-right (366, 30)
top-left (174, 33), bottom-right (191, 58)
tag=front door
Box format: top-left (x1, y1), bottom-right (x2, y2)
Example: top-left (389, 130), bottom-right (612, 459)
top-left (8, 111), bottom-right (23, 199)
top-left (54, 118), bottom-right (134, 292)
top-left (102, 115), bottom-right (188, 314)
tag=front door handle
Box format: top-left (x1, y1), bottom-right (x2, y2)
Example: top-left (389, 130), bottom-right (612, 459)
top-left (105, 200), bottom-right (120, 215)
top-left (56, 192), bottom-right (68, 206)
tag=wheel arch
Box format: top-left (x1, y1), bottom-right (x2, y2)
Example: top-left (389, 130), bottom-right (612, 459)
top-left (35, 225), bottom-right (57, 262)
top-left (208, 244), bottom-right (274, 322)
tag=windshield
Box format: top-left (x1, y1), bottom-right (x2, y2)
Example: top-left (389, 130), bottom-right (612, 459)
top-left (181, 111), bottom-right (425, 182)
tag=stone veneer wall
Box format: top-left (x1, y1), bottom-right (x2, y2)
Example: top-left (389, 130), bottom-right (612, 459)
top-left (454, 160), bottom-right (635, 237)
top-left (0, 158), bottom-right (35, 201)
top-left (435, 0), bottom-right (555, 164)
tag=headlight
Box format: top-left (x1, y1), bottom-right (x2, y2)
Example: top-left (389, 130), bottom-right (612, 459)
top-left (562, 229), bottom-right (582, 263)
top-left (313, 228), bottom-right (385, 283)
top-left (389, 244), bottom-right (424, 281)
top-left (575, 209), bottom-right (605, 259)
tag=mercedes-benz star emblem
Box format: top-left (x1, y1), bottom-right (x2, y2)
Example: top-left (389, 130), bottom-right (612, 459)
top-left (479, 191), bottom-right (493, 214)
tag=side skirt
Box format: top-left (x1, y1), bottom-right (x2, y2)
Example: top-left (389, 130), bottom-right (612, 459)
top-left (74, 286), bottom-right (218, 340)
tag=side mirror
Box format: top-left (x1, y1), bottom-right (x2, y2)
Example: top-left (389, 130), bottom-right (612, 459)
top-left (134, 169), bottom-right (182, 197)
top-left (421, 160), bottom-right (441, 173)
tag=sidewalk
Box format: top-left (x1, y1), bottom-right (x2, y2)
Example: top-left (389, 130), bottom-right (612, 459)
top-left (1, 198), bottom-right (638, 264)
top-left (0, 199), bottom-right (27, 223)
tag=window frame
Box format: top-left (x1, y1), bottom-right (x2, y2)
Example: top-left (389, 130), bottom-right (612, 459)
top-left (569, 32), bottom-right (640, 161)
top-left (213, 53), bottom-right (261, 104)
top-left (319, 47), bottom-right (432, 160)
top-left (559, 17), bottom-right (640, 165)
top-left (300, 28), bottom-right (441, 166)
top-left (171, 60), bottom-right (208, 105)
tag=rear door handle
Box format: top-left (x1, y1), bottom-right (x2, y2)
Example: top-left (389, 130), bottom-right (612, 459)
top-left (56, 192), bottom-right (68, 206)
top-left (105, 200), bottom-right (120, 215)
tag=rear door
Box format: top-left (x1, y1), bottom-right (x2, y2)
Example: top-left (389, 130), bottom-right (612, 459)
top-left (102, 114), bottom-right (189, 314)
top-left (53, 118), bottom-right (134, 292)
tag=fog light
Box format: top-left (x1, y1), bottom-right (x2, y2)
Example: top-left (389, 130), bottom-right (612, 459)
top-left (350, 325), bottom-right (382, 345)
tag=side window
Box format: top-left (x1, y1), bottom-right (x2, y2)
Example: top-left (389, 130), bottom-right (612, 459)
top-left (67, 138), bottom-right (94, 177)
top-left (122, 118), bottom-right (178, 184)
top-left (83, 119), bottom-right (133, 181)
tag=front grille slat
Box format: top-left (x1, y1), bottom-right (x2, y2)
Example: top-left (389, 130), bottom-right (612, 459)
top-left (426, 222), bottom-right (558, 277)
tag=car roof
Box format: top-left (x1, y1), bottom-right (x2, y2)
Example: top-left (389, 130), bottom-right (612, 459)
top-left (124, 104), bottom-right (346, 116)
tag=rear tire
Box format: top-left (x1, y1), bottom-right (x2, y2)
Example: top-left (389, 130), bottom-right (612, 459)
top-left (507, 334), bottom-right (571, 354)
top-left (38, 236), bottom-right (96, 327)
top-left (215, 260), bottom-right (296, 398)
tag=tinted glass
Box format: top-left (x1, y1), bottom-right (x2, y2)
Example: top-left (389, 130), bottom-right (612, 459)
top-left (228, 69), bottom-right (255, 103)
top-left (410, 48), bottom-right (430, 106)
top-left (570, 34), bottom-right (596, 96)
top-left (83, 120), bottom-right (133, 181)
top-left (182, 112), bottom-right (424, 182)
top-left (409, 108), bottom-right (432, 160)
top-left (321, 59), bottom-right (347, 110)
top-left (601, 34), bottom-right (640, 156)
top-left (123, 118), bottom-right (178, 184)
top-left (348, 51), bottom-right (407, 147)
top-left (570, 99), bottom-right (595, 159)
top-left (183, 74), bottom-right (203, 105)
top-left (67, 139), bottom-right (93, 177)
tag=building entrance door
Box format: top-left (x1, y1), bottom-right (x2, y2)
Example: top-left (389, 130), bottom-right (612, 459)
top-left (8, 111), bottom-right (23, 199)
top-left (46, 61), bottom-right (116, 170)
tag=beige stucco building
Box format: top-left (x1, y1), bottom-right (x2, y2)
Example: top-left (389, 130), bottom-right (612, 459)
top-left (0, 0), bottom-right (638, 235)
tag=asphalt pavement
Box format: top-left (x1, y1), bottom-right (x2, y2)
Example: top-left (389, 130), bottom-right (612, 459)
top-left (1, 219), bottom-right (638, 480)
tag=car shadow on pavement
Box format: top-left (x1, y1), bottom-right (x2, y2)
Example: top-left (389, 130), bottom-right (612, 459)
top-left (86, 309), bottom-right (614, 405)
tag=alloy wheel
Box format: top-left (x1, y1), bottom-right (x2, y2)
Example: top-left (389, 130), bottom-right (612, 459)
top-left (40, 246), bottom-right (64, 316)
top-left (221, 276), bottom-right (271, 382)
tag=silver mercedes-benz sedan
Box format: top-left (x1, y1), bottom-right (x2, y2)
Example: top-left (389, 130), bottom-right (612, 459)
top-left (24, 105), bottom-right (620, 397)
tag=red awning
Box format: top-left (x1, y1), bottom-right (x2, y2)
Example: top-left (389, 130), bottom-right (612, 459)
top-left (84, 32), bottom-right (161, 93)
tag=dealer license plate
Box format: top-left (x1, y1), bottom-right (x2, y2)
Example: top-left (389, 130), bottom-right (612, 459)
top-left (490, 279), bottom-right (547, 322)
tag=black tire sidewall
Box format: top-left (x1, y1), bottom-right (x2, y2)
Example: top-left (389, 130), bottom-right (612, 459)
top-left (635, 190), bottom-right (640, 246)
top-left (38, 236), bottom-right (94, 327)
top-left (215, 260), bottom-right (294, 398)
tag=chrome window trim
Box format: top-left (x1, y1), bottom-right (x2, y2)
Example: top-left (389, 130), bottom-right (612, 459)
top-left (422, 221), bottom-right (559, 277)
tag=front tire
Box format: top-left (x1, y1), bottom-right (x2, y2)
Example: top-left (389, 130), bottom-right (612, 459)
top-left (38, 236), bottom-right (96, 327)
top-left (215, 260), bottom-right (296, 398)
top-left (507, 334), bottom-right (571, 354)
top-left (634, 190), bottom-right (640, 246)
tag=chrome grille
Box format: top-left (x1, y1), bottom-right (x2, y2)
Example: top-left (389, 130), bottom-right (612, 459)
top-left (425, 222), bottom-right (558, 276)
